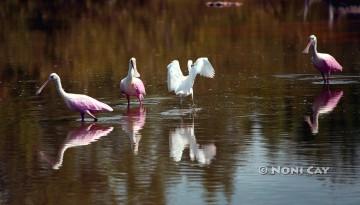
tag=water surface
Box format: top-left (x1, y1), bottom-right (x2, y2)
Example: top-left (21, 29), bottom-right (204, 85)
top-left (0, 0), bottom-right (360, 204)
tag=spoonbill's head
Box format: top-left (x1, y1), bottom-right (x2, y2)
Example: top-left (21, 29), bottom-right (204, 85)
top-left (49, 73), bottom-right (60, 81)
top-left (36, 73), bottom-right (60, 95)
top-left (129, 57), bottom-right (140, 78)
top-left (303, 34), bottom-right (317, 54)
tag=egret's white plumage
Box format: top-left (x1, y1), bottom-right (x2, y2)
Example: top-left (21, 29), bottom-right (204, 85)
top-left (167, 57), bottom-right (215, 104)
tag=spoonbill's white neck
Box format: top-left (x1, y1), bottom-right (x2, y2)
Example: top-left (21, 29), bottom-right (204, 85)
top-left (126, 58), bottom-right (140, 79)
top-left (127, 67), bottom-right (134, 79)
top-left (54, 78), bottom-right (67, 97)
top-left (309, 41), bottom-right (318, 57)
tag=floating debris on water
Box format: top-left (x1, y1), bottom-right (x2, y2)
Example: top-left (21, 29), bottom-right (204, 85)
top-left (161, 108), bottom-right (202, 116)
top-left (206, 1), bottom-right (242, 8)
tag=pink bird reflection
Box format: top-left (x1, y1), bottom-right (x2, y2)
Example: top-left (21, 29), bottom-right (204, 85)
top-left (304, 89), bottom-right (343, 134)
top-left (120, 106), bottom-right (146, 155)
top-left (40, 124), bottom-right (113, 169)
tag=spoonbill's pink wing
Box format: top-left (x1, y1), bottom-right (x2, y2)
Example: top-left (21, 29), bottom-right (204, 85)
top-left (134, 78), bottom-right (146, 96)
top-left (66, 94), bottom-right (113, 112)
top-left (167, 60), bottom-right (185, 92)
top-left (319, 53), bottom-right (343, 72)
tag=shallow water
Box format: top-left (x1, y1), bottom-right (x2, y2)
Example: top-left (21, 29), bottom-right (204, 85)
top-left (0, 0), bottom-right (360, 205)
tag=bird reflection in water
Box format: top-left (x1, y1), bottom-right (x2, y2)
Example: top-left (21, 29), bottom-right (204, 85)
top-left (120, 106), bottom-right (146, 155)
top-left (39, 124), bottom-right (113, 169)
top-left (169, 117), bottom-right (216, 165)
top-left (304, 88), bottom-right (343, 134)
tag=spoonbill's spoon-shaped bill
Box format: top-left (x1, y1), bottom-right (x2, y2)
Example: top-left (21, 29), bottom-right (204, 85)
top-left (130, 57), bottom-right (141, 78)
top-left (36, 79), bottom-right (50, 95)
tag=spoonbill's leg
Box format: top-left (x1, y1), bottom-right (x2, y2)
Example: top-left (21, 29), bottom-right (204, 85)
top-left (322, 83), bottom-right (330, 90)
top-left (85, 110), bottom-right (98, 122)
top-left (321, 72), bottom-right (326, 84)
top-left (326, 72), bottom-right (330, 84)
top-left (137, 95), bottom-right (143, 106)
top-left (126, 95), bottom-right (130, 106)
top-left (81, 113), bottom-right (85, 122)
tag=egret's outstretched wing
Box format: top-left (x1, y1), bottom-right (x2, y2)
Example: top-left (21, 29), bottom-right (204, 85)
top-left (167, 60), bottom-right (185, 92)
top-left (192, 57), bottom-right (215, 78)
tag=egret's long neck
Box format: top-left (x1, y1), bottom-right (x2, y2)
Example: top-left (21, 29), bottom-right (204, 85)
top-left (187, 61), bottom-right (193, 73)
top-left (187, 66), bottom-right (199, 87)
top-left (55, 79), bottom-right (67, 97)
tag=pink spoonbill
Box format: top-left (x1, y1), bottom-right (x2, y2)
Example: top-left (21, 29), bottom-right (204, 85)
top-left (39, 123), bottom-right (114, 169)
top-left (36, 73), bottom-right (113, 122)
top-left (120, 57), bottom-right (146, 106)
top-left (303, 34), bottom-right (343, 84)
top-left (304, 88), bottom-right (343, 134)
top-left (167, 57), bottom-right (215, 105)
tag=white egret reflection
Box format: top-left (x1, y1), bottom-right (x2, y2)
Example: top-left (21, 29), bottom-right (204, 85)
top-left (169, 117), bottom-right (216, 165)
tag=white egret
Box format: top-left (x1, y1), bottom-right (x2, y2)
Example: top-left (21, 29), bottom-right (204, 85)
top-left (167, 57), bottom-right (215, 105)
